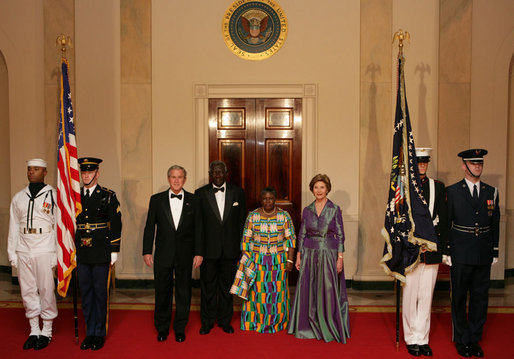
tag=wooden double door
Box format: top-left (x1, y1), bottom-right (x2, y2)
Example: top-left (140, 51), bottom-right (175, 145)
top-left (208, 98), bottom-right (302, 230)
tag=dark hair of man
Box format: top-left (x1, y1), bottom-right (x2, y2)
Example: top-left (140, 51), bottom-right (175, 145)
top-left (209, 160), bottom-right (227, 173)
top-left (167, 165), bottom-right (187, 178)
top-left (260, 186), bottom-right (277, 198)
top-left (309, 173), bottom-right (331, 193)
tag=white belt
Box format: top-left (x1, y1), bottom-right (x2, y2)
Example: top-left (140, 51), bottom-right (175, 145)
top-left (20, 225), bottom-right (54, 234)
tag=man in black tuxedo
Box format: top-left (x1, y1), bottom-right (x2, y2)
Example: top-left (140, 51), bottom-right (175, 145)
top-left (446, 149), bottom-right (500, 358)
top-left (195, 161), bottom-right (246, 335)
top-left (142, 165), bottom-right (202, 343)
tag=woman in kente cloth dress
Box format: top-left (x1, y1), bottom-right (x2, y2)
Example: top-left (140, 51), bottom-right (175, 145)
top-left (234, 187), bottom-right (296, 333)
top-left (287, 174), bottom-right (350, 343)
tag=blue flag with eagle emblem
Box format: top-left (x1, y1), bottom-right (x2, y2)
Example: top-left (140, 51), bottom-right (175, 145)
top-left (380, 56), bottom-right (437, 283)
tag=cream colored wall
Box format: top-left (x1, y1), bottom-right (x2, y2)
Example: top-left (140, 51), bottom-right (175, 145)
top-left (1, 0), bottom-right (512, 278)
top-left (0, 0), bottom-right (46, 266)
top-left (0, 52), bottom-right (10, 265)
top-left (470, 0), bottom-right (514, 277)
top-left (508, 60), bottom-right (514, 269)
top-left (152, 0), bottom-right (362, 279)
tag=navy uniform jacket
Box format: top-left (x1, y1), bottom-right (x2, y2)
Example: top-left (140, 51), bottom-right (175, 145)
top-left (76, 185), bottom-right (122, 264)
top-left (446, 179), bottom-right (500, 265)
top-left (420, 178), bottom-right (449, 264)
top-left (142, 190), bottom-right (201, 268)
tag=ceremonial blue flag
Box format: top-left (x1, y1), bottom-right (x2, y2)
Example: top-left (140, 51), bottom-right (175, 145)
top-left (380, 56), bottom-right (437, 282)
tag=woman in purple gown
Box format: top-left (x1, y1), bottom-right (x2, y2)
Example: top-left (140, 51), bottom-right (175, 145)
top-left (287, 174), bottom-right (350, 343)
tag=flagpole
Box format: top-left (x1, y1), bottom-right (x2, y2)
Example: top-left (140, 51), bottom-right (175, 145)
top-left (392, 29), bottom-right (410, 352)
top-left (56, 33), bottom-right (80, 344)
top-left (73, 268), bottom-right (79, 344)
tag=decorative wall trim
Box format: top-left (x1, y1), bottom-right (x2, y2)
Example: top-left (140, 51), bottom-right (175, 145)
top-left (193, 84), bottom-right (317, 208)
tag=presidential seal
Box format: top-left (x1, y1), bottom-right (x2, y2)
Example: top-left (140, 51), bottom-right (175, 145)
top-left (222, 0), bottom-right (288, 61)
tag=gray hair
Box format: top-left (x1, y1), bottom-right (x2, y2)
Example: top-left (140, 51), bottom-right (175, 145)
top-left (167, 165), bottom-right (187, 178)
top-left (209, 160), bottom-right (227, 173)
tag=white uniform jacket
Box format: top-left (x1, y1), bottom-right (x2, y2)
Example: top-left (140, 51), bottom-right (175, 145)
top-left (8, 184), bottom-right (57, 261)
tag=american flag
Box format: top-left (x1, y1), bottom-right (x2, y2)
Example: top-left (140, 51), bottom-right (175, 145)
top-left (380, 55), bottom-right (437, 282)
top-left (56, 58), bottom-right (81, 297)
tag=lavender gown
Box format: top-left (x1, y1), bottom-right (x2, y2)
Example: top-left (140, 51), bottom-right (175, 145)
top-left (287, 199), bottom-right (350, 343)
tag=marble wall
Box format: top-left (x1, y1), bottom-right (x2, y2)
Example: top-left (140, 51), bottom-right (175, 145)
top-left (0, 0), bottom-right (512, 283)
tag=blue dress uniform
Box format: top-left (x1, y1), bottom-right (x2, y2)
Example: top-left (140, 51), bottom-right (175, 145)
top-left (76, 158), bottom-right (122, 350)
top-left (447, 149), bottom-right (500, 355)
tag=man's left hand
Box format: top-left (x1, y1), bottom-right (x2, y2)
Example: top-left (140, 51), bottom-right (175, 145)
top-left (193, 256), bottom-right (203, 269)
top-left (492, 257), bottom-right (498, 265)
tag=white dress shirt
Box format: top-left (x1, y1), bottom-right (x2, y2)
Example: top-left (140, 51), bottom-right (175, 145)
top-left (464, 178), bottom-right (480, 197)
top-left (214, 183), bottom-right (226, 220)
top-left (169, 189), bottom-right (184, 229)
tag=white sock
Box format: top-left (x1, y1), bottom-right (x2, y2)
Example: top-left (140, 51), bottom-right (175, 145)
top-left (41, 319), bottom-right (53, 338)
top-left (29, 317), bottom-right (41, 336)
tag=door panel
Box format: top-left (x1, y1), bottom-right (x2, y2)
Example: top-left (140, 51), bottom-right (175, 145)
top-left (209, 98), bottom-right (302, 231)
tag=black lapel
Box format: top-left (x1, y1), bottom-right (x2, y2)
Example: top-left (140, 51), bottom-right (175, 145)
top-left (163, 190), bottom-right (176, 231)
top-left (459, 179), bottom-right (474, 208)
top-left (177, 191), bottom-right (190, 229)
top-left (222, 185), bottom-right (233, 224)
top-left (206, 186), bottom-right (222, 222)
top-left (476, 183), bottom-right (487, 210)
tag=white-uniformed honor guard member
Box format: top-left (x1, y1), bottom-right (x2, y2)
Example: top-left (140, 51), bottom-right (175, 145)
top-left (403, 148), bottom-right (448, 357)
top-left (8, 158), bottom-right (57, 350)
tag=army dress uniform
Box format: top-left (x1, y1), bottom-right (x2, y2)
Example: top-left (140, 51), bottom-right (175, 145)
top-left (447, 149), bottom-right (500, 348)
top-left (76, 160), bottom-right (122, 344)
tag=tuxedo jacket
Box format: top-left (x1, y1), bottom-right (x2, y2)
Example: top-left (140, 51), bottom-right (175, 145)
top-left (446, 179), bottom-right (500, 265)
top-left (195, 183), bottom-right (246, 260)
top-left (142, 189), bottom-right (201, 268)
top-left (420, 178), bottom-right (449, 264)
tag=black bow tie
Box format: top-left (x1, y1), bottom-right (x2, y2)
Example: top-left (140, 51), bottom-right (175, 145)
top-left (213, 187), bottom-right (224, 193)
top-left (170, 193), bottom-right (183, 200)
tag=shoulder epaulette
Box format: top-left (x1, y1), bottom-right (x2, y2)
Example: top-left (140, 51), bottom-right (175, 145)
top-left (100, 186), bottom-right (114, 193)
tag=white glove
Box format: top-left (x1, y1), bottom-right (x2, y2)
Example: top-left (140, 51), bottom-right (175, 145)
top-left (51, 254), bottom-right (57, 268)
top-left (492, 257), bottom-right (498, 265)
top-left (442, 255), bottom-right (452, 266)
top-left (111, 252), bottom-right (118, 265)
top-left (10, 258), bottom-right (17, 268)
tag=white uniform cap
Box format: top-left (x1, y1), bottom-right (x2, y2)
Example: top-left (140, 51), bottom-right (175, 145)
top-left (27, 158), bottom-right (48, 168)
top-left (415, 147), bottom-right (432, 158)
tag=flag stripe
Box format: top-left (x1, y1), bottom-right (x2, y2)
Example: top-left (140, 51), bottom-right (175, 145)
top-left (57, 58), bottom-right (81, 297)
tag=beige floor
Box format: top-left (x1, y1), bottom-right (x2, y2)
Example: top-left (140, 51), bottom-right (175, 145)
top-left (1, 272), bottom-right (513, 311)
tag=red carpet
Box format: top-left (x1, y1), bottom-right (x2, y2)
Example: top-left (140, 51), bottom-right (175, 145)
top-left (0, 306), bottom-right (513, 359)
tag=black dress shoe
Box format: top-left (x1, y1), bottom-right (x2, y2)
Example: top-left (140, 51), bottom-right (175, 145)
top-left (469, 342), bottom-right (484, 357)
top-left (34, 335), bottom-right (50, 350)
top-left (455, 343), bottom-right (472, 358)
top-left (157, 332), bottom-right (168, 342)
top-left (407, 344), bottom-right (421, 356)
top-left (419, 344), bottom-right (433, 356)
top-left (23, 335), bottom-right (38, 350)
top-left (80, 336), bottom-right (95, 350)
top-left (199, 325), bottom-right (212, 335)
top-left (221, 324), bottom-right (234, 334)
top-left (91, 336), bottom-right (104, 351)
top-left (175, 332), bottom-right (185, 342)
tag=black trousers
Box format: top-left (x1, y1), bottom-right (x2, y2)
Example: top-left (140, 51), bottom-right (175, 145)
top-left (153, 263), bottom-right (192, 334)
top-left (77, 262), bottom-right (109, 337)
top-left (200, 258), bottom-right (238, 328)
top-left (451, 262), bottom-right (491, 344)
